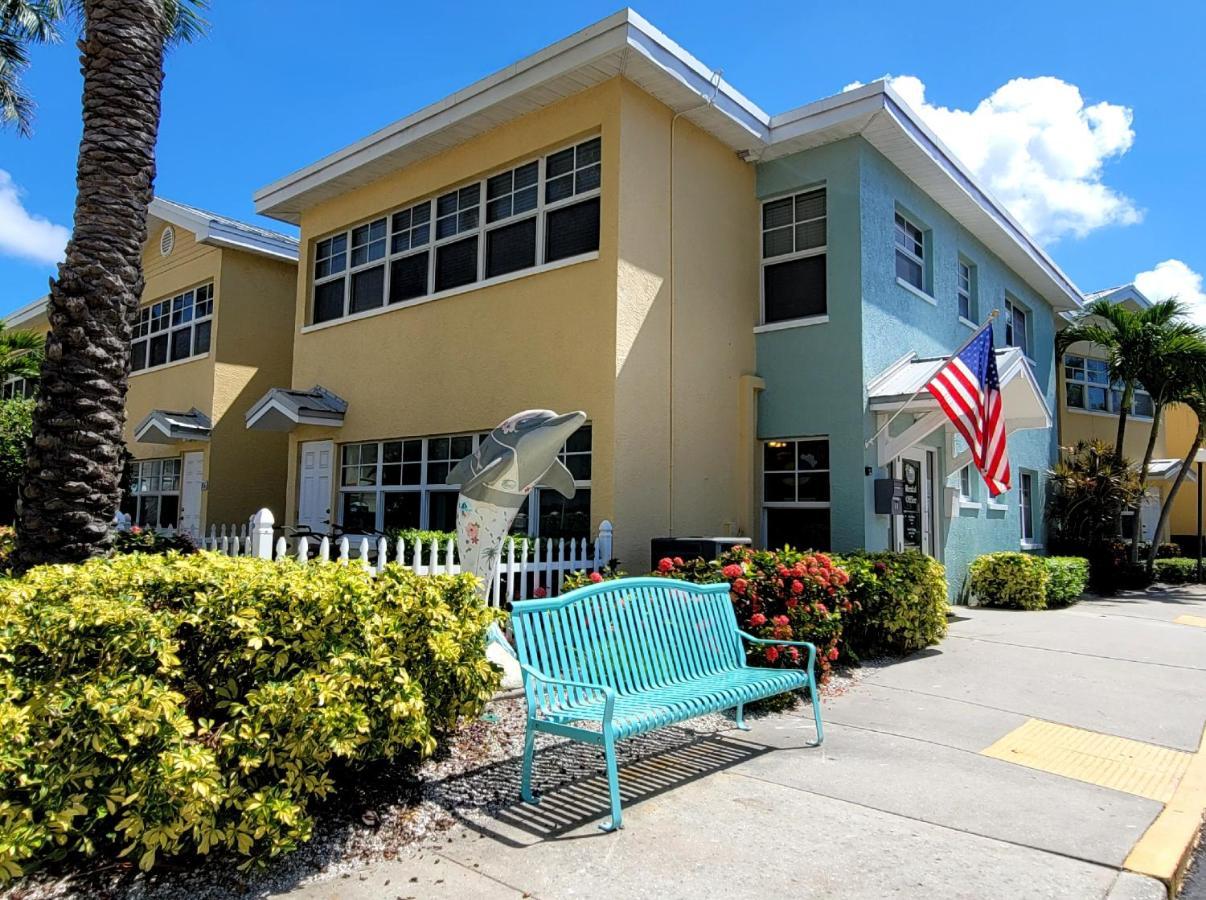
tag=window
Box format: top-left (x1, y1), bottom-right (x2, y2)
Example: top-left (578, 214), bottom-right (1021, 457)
top-left (1019, 471), bottom-right (1035, 544)
top-left (762, 438), bottom-right (830, 551)
top-left (1006, 299), bottom-right (1030, 357)
top-left (338, 426), bottom-right (592, 538)
top-left (1, 376), bottom-right (34, 399)
top-left (1063, 354), bottom-right (1154, 417)
top-left (959, 466), bottom-right (973, 500)
top-left (760, 187), bottom-right (827, 324)
top-left (895, 211), bottom-right (926, 291)
top-left (310, 136), bottom-right (601, 325)
top-left (958, 259), bottom-right (976, 321)
top-left (120, 458), bottom-right (181, 530)
top-left (131, 283), bottom-right (213, 372)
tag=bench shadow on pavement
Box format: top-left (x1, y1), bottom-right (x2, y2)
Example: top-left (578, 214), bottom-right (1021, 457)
top-left (427, 725), bottom-right (772, 846)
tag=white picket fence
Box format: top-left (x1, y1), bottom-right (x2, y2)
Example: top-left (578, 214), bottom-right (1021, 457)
top-left (185, 509), bottom-right (614, 607)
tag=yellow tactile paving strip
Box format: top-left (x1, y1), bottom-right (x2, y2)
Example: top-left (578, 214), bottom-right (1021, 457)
top-left (1124, 726), bottom-right (1206, 887)
top-left (1174, 614), bottom-right (1206, 628)
top-left (981, 719), bottom-right (1193, 802)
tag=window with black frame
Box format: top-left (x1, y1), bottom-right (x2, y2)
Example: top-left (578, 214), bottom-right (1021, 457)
top-left (760, 187), bottom-right (826, 324)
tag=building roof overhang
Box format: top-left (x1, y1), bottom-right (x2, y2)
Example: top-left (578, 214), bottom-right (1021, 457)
top-left (147, 197), bottom-right (299, 262)
top-left (134, 407), bottom-right (212, 444)
top-left (245, 385), bottom-right (347, 432)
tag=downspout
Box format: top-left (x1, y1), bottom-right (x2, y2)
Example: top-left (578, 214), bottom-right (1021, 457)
top-left (667, 70), bottom-right (723, 536)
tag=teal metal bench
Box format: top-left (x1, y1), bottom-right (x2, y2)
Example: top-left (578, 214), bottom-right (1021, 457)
top-left (510, 576), bottom-right (824, 831)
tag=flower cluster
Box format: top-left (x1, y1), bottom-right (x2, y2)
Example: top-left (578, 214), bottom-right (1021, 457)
top-left (652, 547), bottom-right (853, 683)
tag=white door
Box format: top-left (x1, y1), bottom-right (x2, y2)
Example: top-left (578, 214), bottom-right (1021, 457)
top-left (896, 448), bottom-right (934, 555)
top-left (1140, 492), bottom-right (1161, 542)
top-left (179, 451), bottom-right (205, 538)
top-left (298, 440), bottom-right (334, 533)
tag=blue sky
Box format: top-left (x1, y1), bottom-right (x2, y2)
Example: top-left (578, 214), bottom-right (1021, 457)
top-left (3, 0), bottom-right (1205, 318)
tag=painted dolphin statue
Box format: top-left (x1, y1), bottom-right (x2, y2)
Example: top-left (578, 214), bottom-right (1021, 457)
top-left (448, 409), bottom-right (587, 688)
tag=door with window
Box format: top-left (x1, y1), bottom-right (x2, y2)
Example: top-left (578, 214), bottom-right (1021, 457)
top-left (896, 448), bottom-right (934, 556)
top-left (179, 451), bottom-right (204, 537)
top-left (298, 440), bottom-right (333, 533)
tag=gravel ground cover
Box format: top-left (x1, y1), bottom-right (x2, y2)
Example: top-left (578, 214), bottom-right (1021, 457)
top-left (2, 668), bottom-right (865, 900)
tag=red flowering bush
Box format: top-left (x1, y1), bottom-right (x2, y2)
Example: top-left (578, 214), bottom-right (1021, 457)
top-left (652, 547), bottom-right (851, 684)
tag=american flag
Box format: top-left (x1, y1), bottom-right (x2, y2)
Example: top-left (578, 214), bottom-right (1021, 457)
top-left (925, 325), bottom-right (1011, 496)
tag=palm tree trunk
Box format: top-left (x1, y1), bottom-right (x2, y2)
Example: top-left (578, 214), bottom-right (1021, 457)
top-left (1147, 416), bottom-right (1204, 573)
top-left (13, 0), bottom-right (166, 570)
top-left (1114, 383), bottom-right (1133, 469)
top-left (1129, 402), bottom-right (1165, 563)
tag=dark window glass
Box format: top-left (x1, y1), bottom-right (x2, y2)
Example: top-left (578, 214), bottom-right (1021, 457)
top-left (538, 488), bottom-right (591, 539)
top-left (545, 197), bottom-right (599, 263)
top-left (765, 507), bottom-right (830, 552)
top-left (350, 265), bottom-right (385, 313)
top-left (486, 217), bottom-right (536, 278)
top-left (764, 255), bottom-right (826, 323)
top-left (341, 492), bottom-right (377, 532)
top-left (382, 492), bottom-right (421, 531)
top-left (170, 328), bottom-right (192, 362)
top-left (435, 236), bottom-right (478, 292)
top-left (389, 253), bottom-right (429, 304)
top-left (149, 334), bottom-right (169, 368)
top-left (194, 320), bottom-right (211, 355)
top-left (158, 494), bottom-right (180, 529)
top-left (429, 491), bottom-right (459, 532)
top-left (131, 342), bottom-right (148, 372)
top-left (314, 280), bottom-right (345, 323)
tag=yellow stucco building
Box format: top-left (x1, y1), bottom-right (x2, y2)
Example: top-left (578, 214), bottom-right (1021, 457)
top-left (4, 198), bottom-right (298, 535)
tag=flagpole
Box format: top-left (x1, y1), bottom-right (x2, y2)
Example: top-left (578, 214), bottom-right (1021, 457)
top-left (864, 308), bottom-right (1001, 451)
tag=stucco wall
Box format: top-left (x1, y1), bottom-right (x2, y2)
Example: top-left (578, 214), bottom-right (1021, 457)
top-left (1055, 346), bottom-right (1163, 464)
top-left (754, 138), bottom-right (865, 551)
top-left (857, 141), bottom-right (1059, 598)
top-left (1163, 403), bottom-right (1200, 539)
top-left (611, 81), bottom-right (759, 567)
top-left (283, 80), bottom-right (623, 532)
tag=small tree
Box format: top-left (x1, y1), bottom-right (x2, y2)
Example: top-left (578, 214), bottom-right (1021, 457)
top-left (0, 324), bottom-right (43, 383)
top-left (1046, 440), bottom-right (1143, 553)
top-left (0, 398), bottom-right (34, 523)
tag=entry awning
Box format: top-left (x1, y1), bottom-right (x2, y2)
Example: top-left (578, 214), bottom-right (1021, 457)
top-left (245, 385), bottom-right (347, 431)
top-left (1147, 459), bottom-right (1196, 483)
top-left (134, 408), bottom-right (212, 444)
top-left (866, 347), bottom-right (1052, 467)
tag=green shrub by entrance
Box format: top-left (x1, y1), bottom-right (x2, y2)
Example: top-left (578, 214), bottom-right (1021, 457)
top-left (837, 551), bottom-right (949, 658)
top-left (1152, 557), bottom-right (1200, 584)
top-left (0, 553), bottom-right (500, 880)
top-left (969, 552), bottom-right (1089, 609)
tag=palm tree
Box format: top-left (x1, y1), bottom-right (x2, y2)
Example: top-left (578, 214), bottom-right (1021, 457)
top-left (1058, 298), bottom-right (1191, 470)
top-left (1127, 323), bottom-right (1206, 562)
top-left (0, 323), bottom-right (43, 382)
top-left (2, 0), bottom-right (205, 569)
top-left (1146, 373), bottom-right (1206, 572)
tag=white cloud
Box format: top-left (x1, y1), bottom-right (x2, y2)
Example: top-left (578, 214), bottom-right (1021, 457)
top-left (876, 75), bottom-right (1141, 243)
top-left (1134, 259), bottom-right (1206, 325)
top-left (0, 170), bottom-right (69, 265)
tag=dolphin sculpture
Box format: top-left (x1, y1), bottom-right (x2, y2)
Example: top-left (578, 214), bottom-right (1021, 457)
top-left (447, 408), bottom-right (586, 593)
top-left (448, 409), bottom-right (587, 688)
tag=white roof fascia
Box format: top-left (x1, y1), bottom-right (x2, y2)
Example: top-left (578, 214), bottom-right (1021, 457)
top-left (149, 198), bottom-right (299, 263)
top-left (3, 294), bottom-right (49, 327)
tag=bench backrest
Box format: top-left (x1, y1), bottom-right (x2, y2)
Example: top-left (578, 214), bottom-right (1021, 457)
top-left (510, 578), bottom-right (743, 707)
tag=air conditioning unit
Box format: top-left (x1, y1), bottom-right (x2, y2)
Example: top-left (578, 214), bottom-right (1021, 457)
top-left (650, 536), bottom-right (752, 571)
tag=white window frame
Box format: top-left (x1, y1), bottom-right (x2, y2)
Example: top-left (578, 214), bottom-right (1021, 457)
top-left (1063, 354), bottom-right (1153, 419)
top-left (309, 135), bottom-right (601, 326)
top-left (760, 436), bottom-right (831, 549)
top-left (123, 457), bottom-right (182, 531)
top-left (1005, 297), bottom-right (1032, 359)
top-left (894, 210), bottom-right (927, 295)
top-left (131, 282), bottom-right (214, 375)
top-left (1, 376), bottom-right (34, 399)
top-left (337, 427), bottom-right (592, 537)
top-left (957, 258), bottom-right (976, 325)
top-left (1019, 470), bottom-right (1038, 547)
top-left (758, 185), bottom-right (828, 327)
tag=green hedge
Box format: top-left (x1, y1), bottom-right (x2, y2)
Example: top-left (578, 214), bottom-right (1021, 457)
top-left (969, 552), bottom-right (1089, 609)
top-left (0, 553), bottom-right (500, 879)
top-left (1153, 557), bottom-right (1199, 584)
top-left (836, 551), bottom-right (949, 657)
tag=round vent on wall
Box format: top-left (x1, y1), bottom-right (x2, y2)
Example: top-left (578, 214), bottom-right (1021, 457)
top-left (160, 226), bottom-right (175, 257)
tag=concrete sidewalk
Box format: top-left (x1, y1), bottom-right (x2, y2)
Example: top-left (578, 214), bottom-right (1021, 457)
top-left (277, 586), bottom-right (1206, 899)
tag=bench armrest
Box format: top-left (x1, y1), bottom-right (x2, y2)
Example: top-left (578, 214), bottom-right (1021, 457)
top-left (518, 662), bottom-right (617, 723)
top-left (737, 631), bottom-right (818, 671)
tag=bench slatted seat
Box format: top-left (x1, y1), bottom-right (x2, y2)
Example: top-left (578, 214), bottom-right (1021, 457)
top-left (510, 576), bottom-right (824, 831)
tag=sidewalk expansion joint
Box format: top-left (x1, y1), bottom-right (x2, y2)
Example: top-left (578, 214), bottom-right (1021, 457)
top-left (944, 634), bottom-right (1206, 673)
